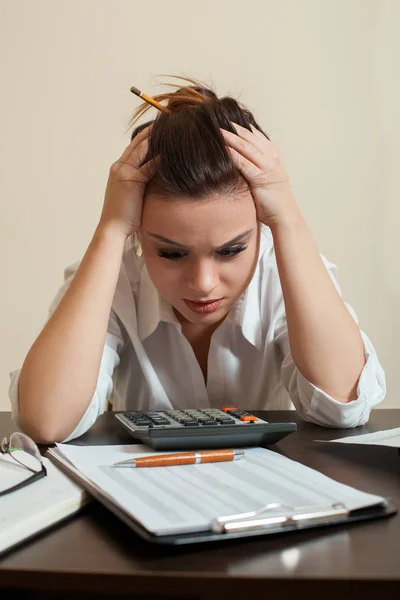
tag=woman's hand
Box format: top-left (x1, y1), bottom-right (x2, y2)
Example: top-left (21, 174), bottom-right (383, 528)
top-left (221, 122), bottom-right (298, 226)
top-left (98, 123), bottom-right (156, 239)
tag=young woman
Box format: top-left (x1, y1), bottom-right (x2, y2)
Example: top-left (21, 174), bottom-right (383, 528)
top-left (9, 78), bottom-right (386, 443)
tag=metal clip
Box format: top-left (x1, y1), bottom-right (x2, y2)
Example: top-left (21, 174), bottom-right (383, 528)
top-left (211, 502), bottom-right (348, 534)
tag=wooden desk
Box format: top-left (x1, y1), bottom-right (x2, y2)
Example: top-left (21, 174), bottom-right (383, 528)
top-left (1, 410), bottom-right (399, 599)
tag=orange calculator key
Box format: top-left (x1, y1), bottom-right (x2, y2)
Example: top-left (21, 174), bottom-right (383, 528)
top-left (240, 415), bottom-right (258, 422)
top-left (222, 407), bottom-right (237, 413)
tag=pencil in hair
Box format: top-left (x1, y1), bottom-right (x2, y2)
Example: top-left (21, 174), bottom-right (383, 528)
top-left (130, 85), bottom-right (170, 113)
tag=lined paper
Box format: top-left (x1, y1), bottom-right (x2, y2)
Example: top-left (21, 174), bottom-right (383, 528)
top-left (49, 443), bottom-right (386, 536)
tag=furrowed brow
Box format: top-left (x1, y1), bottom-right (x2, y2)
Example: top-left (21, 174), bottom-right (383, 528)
top-left (147, 229), bottom-right (253, 250)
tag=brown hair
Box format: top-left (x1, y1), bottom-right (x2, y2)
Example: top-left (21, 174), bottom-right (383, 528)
top-left (127, 76), bottom-right (270, 199)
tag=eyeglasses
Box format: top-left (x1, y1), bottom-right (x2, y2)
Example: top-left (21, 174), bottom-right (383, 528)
top-left (0, 432), bottom-right (47, 497)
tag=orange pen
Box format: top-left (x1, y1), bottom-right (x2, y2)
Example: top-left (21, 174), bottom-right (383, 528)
top-left (111, 449), bottom-right (244, 468)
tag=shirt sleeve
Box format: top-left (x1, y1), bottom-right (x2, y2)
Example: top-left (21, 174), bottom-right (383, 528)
top-left (274, 255), bottom-right (387, 428)
top-left (8, 262), bottom-right (125, 442)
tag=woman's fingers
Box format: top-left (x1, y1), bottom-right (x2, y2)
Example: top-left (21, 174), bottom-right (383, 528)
top-left (116, 139), bottom-right (158, 185)
top-left (115, 131), bottom-right (153, 179)
top-left (232, 121), bottom-right (269, 154)
top-left (118, 122), bottom-right (154, 165)
top-left (227, 147), bottom-right (263, 183)
top-left (116, 137), bottom-right (148, 171)
top-left (134, 137), bottom-right (151, 168)
top-left (249, 123), bottom-right (269, 143)
top-left (221, 124), bottom-right (266, 171)
top-left (140, 154), bottom-right (160, 182)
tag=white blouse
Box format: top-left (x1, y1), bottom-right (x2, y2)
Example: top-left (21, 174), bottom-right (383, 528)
top-left (9, 225), bottom-right (386, 442)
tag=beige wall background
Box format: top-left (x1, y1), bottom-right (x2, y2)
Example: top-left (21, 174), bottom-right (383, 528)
top-left (1, 0), bottom-right (398, 411)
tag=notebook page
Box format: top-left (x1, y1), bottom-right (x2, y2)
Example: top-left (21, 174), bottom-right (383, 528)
top-left (0, 455), bottom-right (88, 554)
top-left (53, 444), bottom-right (386, 536)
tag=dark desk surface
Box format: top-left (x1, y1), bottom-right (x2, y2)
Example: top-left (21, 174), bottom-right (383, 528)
top-left (1, 409), bottom-right (400, 600)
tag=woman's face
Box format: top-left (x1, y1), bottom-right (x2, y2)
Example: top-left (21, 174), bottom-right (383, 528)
top-left (139, 190), bottom-right (259, 327)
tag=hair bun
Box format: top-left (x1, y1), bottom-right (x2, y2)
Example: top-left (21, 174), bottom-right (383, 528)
top-left (186, 86), bottom-right (217, 100)
top-left (128, 76), bottom-right (222, 128)
top-left (166, 85), bottom-right (217, 113)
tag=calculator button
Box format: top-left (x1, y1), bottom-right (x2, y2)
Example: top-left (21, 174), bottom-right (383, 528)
top-left (240, 415), bottom-right (257, 422)
top-left (169, 417), bottom-right (184, 423)
top-left (225, 410), bottom-right (247, 418)
top-left (197, 419), bottom-right (218, 425)
top-left (222, 406), bottom-right (238, 413)
top-left (181, 421), bottom-right (200, 426)
top-left (216, 417), bottom-right (236, 424)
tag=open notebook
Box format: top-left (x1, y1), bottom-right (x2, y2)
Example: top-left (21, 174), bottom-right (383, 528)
top-left (0, 454), bottom-right (90, 555)
top-left (46, 443), bottom-right (395, 545)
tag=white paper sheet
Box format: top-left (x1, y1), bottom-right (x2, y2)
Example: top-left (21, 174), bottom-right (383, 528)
top-left (50, 443), bottom-right (386, 536)
top-left (319, 428), bottom-right (400, 448)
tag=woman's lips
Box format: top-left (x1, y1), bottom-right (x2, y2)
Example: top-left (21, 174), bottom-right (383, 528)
top-left (184, 298), bottom-right (223, 314)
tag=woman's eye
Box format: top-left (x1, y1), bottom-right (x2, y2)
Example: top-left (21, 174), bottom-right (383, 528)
top-left (157, 245), bottom-right (247, 261)
top-left (157, 250), bottom-right (187, 261)
top-left (218, 245), bottom-right (247, 258)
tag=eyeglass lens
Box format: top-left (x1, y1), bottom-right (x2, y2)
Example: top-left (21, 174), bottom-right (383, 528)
top-left (4, 432), bottom-right (43, 472)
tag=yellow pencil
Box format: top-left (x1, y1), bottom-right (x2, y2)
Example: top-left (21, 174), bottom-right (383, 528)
top-left (130, 85), bottom-right (170, 113)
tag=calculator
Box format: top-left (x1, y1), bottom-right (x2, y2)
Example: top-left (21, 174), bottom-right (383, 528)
top-left (115, 407), bottom-right (297, 450)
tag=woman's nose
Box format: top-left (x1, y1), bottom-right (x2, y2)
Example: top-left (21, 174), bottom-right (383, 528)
top-left (186, 260), bottom-right (220, 295)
